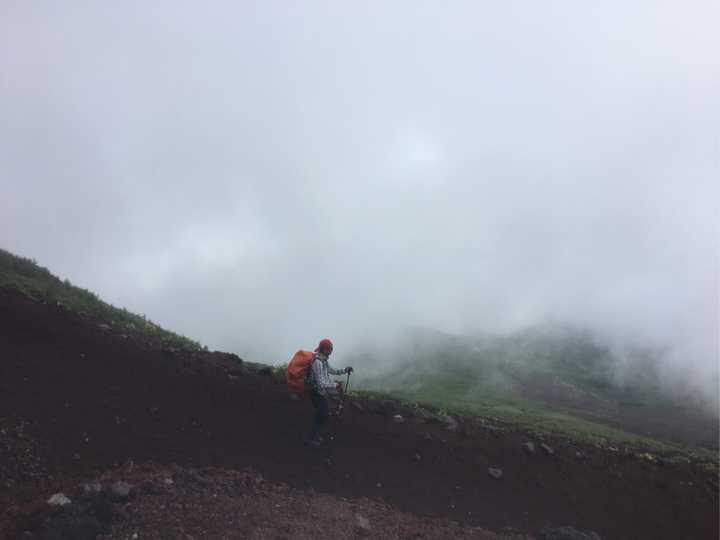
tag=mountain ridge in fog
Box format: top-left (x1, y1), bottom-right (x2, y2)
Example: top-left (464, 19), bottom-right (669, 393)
top-left (354, 321), bottom-right (719, 417)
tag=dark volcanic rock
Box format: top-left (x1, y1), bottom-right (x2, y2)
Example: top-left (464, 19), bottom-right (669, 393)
top-left (110, 481), bottom-right (132, 500)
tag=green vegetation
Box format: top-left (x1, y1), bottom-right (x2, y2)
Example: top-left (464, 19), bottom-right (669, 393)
top-left (353, 385), bottom-right (717, 464)
top-left (351, 327), bottom-right (718, 461)
top-left (0, 248), bottom-right (203, 350)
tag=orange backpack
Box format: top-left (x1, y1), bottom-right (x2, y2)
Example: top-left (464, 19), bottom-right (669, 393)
top-left (286, 350), bottom-right (316, 394)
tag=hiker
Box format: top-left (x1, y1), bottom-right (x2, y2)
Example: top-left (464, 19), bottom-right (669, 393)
top-left (307, 338), bottom-right (353, 447)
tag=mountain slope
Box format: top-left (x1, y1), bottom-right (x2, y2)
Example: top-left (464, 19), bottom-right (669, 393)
top-left (0, 287), bottom-right (718, 539)
top-left (354, 326), bottom-right (719, 449)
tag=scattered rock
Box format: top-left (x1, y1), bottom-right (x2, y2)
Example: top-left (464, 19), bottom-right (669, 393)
top-left (522, 442), bottom-right (536, 454)
top-left (421, 432), bottom-right (433, 442)
top-left (540, 443), bottom-right (555, 456)
top-left (48, 493), bottom-right (72, 506)
top-left (393, 414), bottom-right (405, 424)
top-left (538, 525), bottom-right (602, 540)
top-left (111, 480), bottom-right (132, 499)
top-left (97, 324), bottom-right (111, 331)
top-left (488, 467), bottom-right (503, 479)
top-left (355, 514), bottom-right (372, 535)
top-left (163, 477), bottom-right (174, 486)
top-left (444, 416), bottom-right (459, 432)
top-left (82, 481), bottom-right (103, 494)
top-left (413, 453), bottom-right (422, 462)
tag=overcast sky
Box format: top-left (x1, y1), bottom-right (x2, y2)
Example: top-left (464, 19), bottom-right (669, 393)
top-left (1, 2), bottom-right (718, 393)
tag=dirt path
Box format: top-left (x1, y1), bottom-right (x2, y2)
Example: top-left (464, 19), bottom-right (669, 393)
top-left (0, 289), bottom-right (717, 539)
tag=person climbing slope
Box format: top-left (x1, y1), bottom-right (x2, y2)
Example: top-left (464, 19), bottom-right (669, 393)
top-left (304, 338), bottom-right (353, 447)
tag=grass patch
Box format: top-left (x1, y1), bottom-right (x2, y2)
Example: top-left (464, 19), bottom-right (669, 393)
top-left (0, 248), bottom-right (203, 350)
top-left (355, 379), bottom-right (718, 462)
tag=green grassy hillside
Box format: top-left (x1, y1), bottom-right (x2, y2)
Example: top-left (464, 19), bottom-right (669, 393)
top-left (351, 326), bottom-right (719, 452)
top-left (0, 248), bottom-right (202, 350)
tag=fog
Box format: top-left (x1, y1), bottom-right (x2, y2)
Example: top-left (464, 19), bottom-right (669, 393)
top-left (1, 2), bottom-right (718, 403)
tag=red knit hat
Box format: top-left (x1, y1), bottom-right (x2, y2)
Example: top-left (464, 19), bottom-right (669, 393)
top-left (315, 338), bottom-right (334, 354)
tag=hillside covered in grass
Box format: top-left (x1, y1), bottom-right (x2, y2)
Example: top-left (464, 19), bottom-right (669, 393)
top-left (0, 248), bottom-right (202, 350)
top-left (352, 326), bottom-right (719, 450)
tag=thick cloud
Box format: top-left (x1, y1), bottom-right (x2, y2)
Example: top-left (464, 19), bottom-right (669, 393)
top-left (1, 2), bottom-right (718, 398)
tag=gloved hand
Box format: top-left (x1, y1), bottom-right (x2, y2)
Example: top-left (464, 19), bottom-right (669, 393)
top-left (345, 366), bottom-right (354, 374)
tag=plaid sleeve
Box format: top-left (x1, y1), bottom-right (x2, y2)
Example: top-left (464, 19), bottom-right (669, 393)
top-left (328, 364), bottom-right (345, 376)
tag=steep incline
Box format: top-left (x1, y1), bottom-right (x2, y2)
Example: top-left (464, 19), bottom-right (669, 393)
top-left (0, 289), bottom-right (717, 539)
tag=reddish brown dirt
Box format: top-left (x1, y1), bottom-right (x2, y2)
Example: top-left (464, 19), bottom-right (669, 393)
top-left (7, 462), bottom-right (511, 539)
top-left (0, 289), bottom-right (717, 539)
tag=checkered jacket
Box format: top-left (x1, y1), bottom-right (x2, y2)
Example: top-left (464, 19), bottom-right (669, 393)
top-left (310, 354), bottom-right (345, 396)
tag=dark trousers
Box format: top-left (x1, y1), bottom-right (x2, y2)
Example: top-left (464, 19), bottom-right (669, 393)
top-left (309, 389), bottom-right (329, 439)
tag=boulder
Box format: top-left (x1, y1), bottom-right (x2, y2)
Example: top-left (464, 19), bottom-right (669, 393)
top-left (48, 493), bottom-right (72, 507)
top-left (522, 442), bottom-right (536, 454)
top-left (487, 467), bottom-right (503, 479)
top-left (392, 414), bottom-right (405, 424)
top-left (82, 481), bottom-right (102, 495)
top-left (540, 443), bottom-right (555, 456)
top-left (110, 481), bottom-right (132, 499)
top-left (356, 514), bottom-right (371, 532)
top-left (354, 514), bottom-right (372, 536)
top-left (444, 416), bottom-right (459, 432)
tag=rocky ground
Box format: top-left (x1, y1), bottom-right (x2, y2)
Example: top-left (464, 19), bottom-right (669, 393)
top-left (0, 289), bottom-right (717, 539)
top-left (6, 461), bottom-right (523, 539)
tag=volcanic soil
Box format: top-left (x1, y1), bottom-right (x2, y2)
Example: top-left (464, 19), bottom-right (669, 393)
top-left (0, 289), bottom-right (717, 539)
